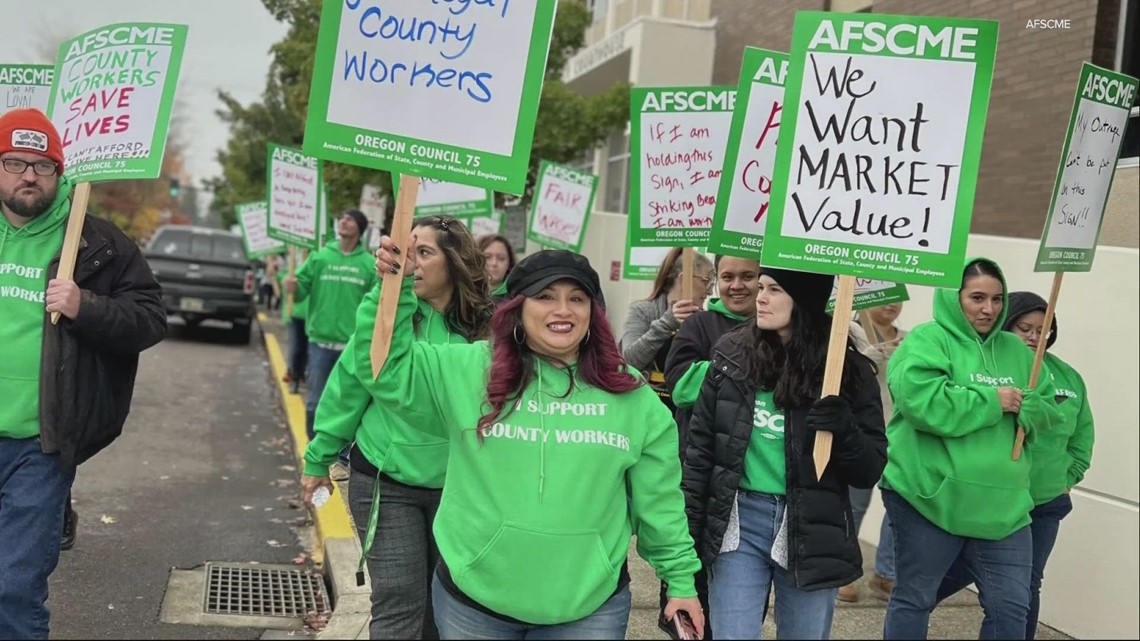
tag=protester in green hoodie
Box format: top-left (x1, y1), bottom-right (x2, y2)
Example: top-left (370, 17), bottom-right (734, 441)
top-left (935, 290), bottom-right (1094, 640)
top-left (303, 216), bottom-right (492, 639)
top-left (881, 259), bottom-right (1061, 640)
top-left (277, 251), bottom-right (308, 394)
top-left (477, 233), bottom-right (515, 305)
top-left (284, 209), bottom-right (376, 439)
top-left (317, 241), bottom-right (704, 639)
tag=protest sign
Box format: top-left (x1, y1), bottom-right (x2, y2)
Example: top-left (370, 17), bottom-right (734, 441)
top-left (826, 277), bottom-right (909, 314)
top-left (470, 210), bottom-right (503, 237)
top-left (0, 64), bottom-right (53, 116)
top-left (237, 201), bottom-right (285, 259)
top-left (395, 177), bottom-right (494, 218)
top-left (267, 143), bottom-right (321, 250)
top-left (762, 13), bottom-right (998, 289)
top-left (1011, 64), bottom-right (1137, 460)
top-left (527, 160), bottom-right (598, 252)
top-left (46, 23), bottom-right (188, 182)
top-left (303, 2), bottom-right (557, 194)
top-left (708, 49), bottom-right (788, 260)
top-left (629, 86), bottom-right (735, 246)
top-left (622, 244), bottom-right (672, 280)
top-left (763, 12), bottom-right (998, 479)
top-left (359, 183), bottom-right (386, 221)
top-left (1035, 63), bottom-right (1138, 272)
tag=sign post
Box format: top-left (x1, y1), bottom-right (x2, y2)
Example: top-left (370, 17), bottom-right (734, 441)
top-left (527, 160), bottom-right (598, 252)
top-left (46, 22), bottom-right (188, 324)
top-left (303, 1), bottom-right (556, 376)
top-left (762, 12), bottom-right (999, 478)
top-left (1014, 63), bottom-right (1139, 458)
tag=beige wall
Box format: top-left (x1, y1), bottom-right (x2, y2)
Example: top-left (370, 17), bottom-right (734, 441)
top-left (628, 20), bottom-right (717, 86)
top-left (1100, 165), bottom-right (1140, 248)
top-left (856, 235), bottom-right (1139, 640)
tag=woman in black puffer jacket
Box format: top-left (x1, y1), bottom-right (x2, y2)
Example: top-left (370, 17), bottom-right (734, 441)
top-left (681, 267), bottom-right (887, 640)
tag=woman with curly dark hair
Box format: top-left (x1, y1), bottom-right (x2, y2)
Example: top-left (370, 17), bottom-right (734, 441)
top-left (322, 239), bottom-right (705, 640)
top-left (301, 216), bottom-right (493, 639)
top-left (682, 267), bottom-right (888, 639)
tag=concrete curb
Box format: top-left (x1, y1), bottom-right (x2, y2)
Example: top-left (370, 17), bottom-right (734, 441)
top-left (257, 314), bottom-right (371, 638)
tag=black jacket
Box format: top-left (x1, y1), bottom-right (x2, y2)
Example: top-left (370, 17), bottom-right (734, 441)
top-left (40, 215), bottom-right (167, 472)
top-left (680, 337), bottom-right (887, 591)
top-left (664, 309), bottom-right (748, 453)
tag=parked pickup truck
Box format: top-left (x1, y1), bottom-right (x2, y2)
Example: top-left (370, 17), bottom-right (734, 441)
top-left (144, 225), bottom-right (256, 343)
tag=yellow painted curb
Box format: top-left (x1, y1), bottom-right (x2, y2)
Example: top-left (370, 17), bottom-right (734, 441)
top-left (261, 323), bottom-right (356, 563)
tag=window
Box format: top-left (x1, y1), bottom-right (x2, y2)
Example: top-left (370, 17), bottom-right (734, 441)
top-left (602, 130), bottom-right (630, 213)
top-left (152, 229), bottom-right (246, 262)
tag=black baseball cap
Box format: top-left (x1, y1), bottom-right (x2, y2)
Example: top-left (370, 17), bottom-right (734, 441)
top-left (506, 250), bottom-right (605, 308)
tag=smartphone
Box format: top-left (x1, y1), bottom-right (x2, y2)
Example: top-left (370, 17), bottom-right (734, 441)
top-left (672, 611), bottom-right (698, 640)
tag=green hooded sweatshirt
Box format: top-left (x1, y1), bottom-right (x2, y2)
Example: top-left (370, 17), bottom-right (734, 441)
top-left (353, 277), bottom-right (700, 625)
top-left (0, 177), bottom-right (71, 439)
top-left (303, 284), bottom-right (470, 488)
top-left (881, 258), bottom-right (1061, 540)
top-left (671, 298), bottom-right (750, 409)
top-left (1029, 352), bottom-right (1094, 504)
top-left (293, 242), bottom-right (376, 344)
top-left (277, 265), bottom-right (307, 321)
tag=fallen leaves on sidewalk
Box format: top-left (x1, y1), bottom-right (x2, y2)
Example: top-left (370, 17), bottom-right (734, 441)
top-left (100, 515), bottom-right (116, 524)
top-left (292, 552), bottom-right (310, 565)
top-left (266, 540), bottom-right (286, 548)
top-left (303, 610), bottom-right (331, 631)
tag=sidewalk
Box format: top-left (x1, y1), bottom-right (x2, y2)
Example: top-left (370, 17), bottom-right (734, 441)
top-left (260, 310), bottom-right (1074, 640)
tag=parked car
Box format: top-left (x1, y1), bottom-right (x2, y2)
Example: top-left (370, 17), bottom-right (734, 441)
top-left (144, 225), bottom-right (256, 343)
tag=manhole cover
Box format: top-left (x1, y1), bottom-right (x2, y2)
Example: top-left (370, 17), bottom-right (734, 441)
top-left (203, 562), bottom-right (329, 618)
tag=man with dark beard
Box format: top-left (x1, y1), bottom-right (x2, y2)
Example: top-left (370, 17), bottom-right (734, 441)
top-left (0, 109), bottom-right (166, 639)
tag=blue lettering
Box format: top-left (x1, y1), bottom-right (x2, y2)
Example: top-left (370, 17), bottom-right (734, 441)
top-left (431, 0), bottom-right (512, 19)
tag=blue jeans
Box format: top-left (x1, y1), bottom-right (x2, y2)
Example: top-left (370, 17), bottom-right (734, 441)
top-left (709, 491), bottom-right (837, 639)
top-left (306, 344), bottom-right (343, 441)
top-left (849, 486), bottom-right (897, 580)
top-left (0, 437), bottom-right (76, 639)
top-left (287, 318), bottom-right (308, 380)
top-left (882, 489), bottom-right (1032, 640)
top-left (936, 493), bottom-right (1073, 639)
top-left (431, 574), bottom-right (630, 640)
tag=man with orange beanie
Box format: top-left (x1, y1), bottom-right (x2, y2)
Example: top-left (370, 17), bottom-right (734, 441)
top-left (0, 108), bottom-right (167, 639)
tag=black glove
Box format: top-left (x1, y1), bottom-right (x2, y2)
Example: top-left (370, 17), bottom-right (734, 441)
top-left (806, 395), bottom-right (855, 437)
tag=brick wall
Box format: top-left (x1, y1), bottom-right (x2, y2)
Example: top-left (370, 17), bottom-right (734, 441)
top-left (708, 0), bottom-right (825, 86)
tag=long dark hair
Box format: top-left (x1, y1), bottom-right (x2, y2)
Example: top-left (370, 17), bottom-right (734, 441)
top-left (477, 294), bottom-right (640, 437)
top-left (412, 216), bottom-right (493, 342)
top-left (722, 306), bottom-right (865, 410)
top-left (477, 233), bottom-right (517, 278)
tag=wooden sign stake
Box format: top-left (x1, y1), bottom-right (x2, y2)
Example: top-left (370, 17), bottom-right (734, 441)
top-left (50, 182), bottom-right (92, 325)
top-left (371, 175), bottom-right (420, 379)
top-left (814, 274), bottom-right (856, 481)
top-left (680, 247), bottom-right (696, 301)
top-left (858, 310), bottom-right (879, 346)
top-left (1012, 271), bottom-right (1063, 460)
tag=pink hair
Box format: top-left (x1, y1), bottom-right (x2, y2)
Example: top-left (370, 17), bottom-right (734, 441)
top-left (477, 294), bottom-right (640, 438)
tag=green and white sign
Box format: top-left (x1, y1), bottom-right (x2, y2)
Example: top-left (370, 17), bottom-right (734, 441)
top-left (395, 177), bottom-right (495, 218)
top-left (761, 13), bottom-right (998, 288)
top-left (267, 143), bottom-right (322, 249)
top-left (237, 201), bottom-right (285, 259)
top-left (0, 64), bottom-right (54, 116)
top-left (1035, 63), bottom-right (1138, 272)
top-left (46, 23), bottom-right (188, 182)
top-left (708, 49), bottom-right (788, 261)
top-left (303, 1), bottom-right (557, 195)
top-left (470, 210), bottom-right (504, 237)
top-left (629, 86), bottom-right (735, 246)
top-left (827, 278), bottom-right (909, 313)
top-left (527, 160), bottom-right (598, 252)
top-left (623, 244), bottom-right (672, 280)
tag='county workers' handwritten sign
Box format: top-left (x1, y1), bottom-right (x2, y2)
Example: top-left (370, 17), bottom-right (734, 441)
top-left (267, 143), bottom-right (322, 249)
top-left (629, 87), bottom-right (734, 246)
top-left (527, 160), bottom-right (598, 252)
top-left (709, 48), bottom-right (788, 261)
top-left (1035, 63), bottom-right (1138, 272)
top-left (762, 13), bottom-right (997, 288)
top-left (0, 64), bottom-right (54, 116)
top-left (46, 23), bottom-right (187, 182)
top-left (303, 1), bottom-right (557, 194)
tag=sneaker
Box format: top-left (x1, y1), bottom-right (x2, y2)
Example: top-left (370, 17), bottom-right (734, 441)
top-left (289, 378), bottom-right (301, 395)
top-left (61, 506), bottom-right (78, 551)
top-left (329, 462), bottom-right (350, 483)
top-left (837, 581), bottom-right (859, 602)
top-left (868, 573), bottom-right (894, 601)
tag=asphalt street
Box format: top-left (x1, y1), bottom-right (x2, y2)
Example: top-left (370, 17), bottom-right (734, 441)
top-left (48, 319), bottom-right (312, 640)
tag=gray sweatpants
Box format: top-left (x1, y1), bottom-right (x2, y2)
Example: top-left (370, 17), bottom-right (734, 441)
top-left (348, 469), bottom-right (442, 640)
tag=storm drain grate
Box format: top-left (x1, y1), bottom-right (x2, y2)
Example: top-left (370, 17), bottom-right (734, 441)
top-left (203, 563), bottom-right (329, 618)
